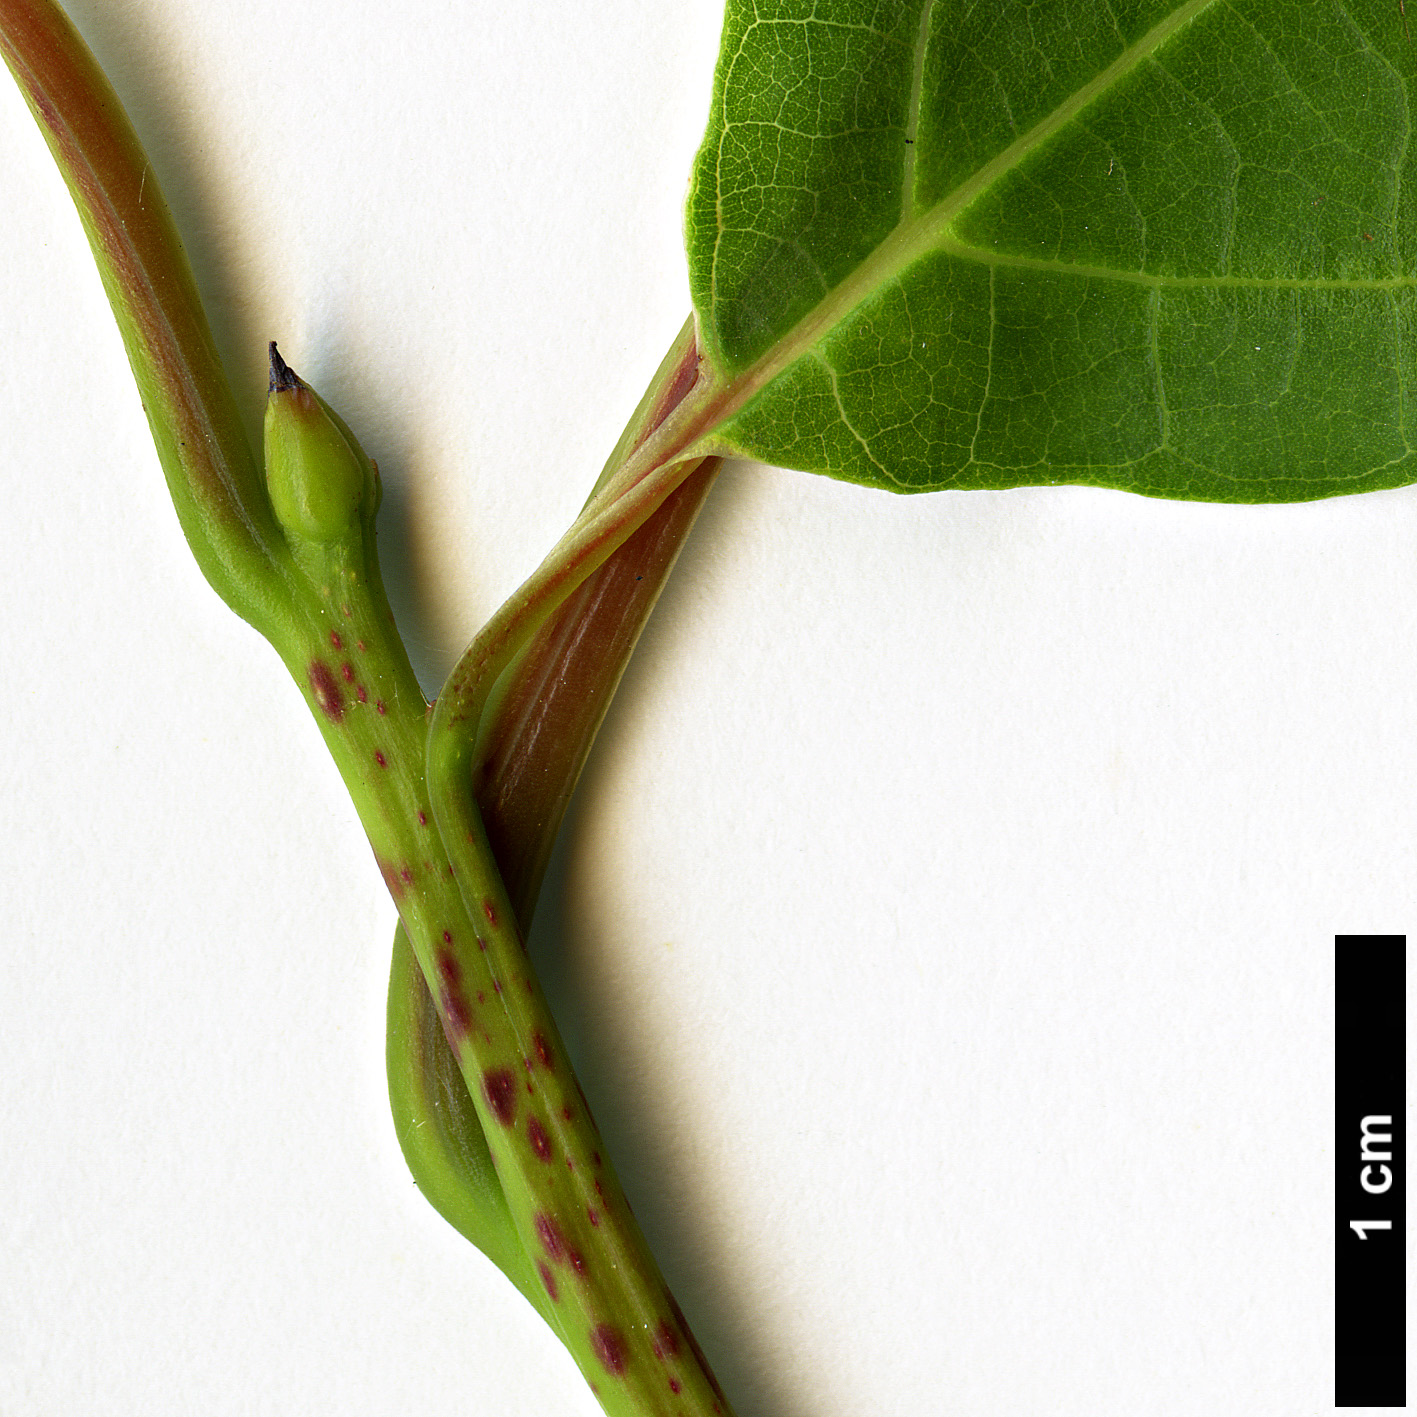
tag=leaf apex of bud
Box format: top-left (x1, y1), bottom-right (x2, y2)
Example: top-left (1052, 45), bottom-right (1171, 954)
top-left (268, 340), bottom-right (303, 395)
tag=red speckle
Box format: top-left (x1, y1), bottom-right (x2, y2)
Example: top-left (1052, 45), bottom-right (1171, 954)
top-left (653, 1319), bottom-right (680, 1360)
top-left (356, 639), bottom-right (367, 652)
top-left (439, 991), bottom-right (472, 1044)
top-left (534, 1214), bottom-right (584, 1275)
top-left (418, 811), bottom-right (428, 827)
top-left (669, 1378), bottom-right (682, 1395)
top-left (476, 936), bottom-right (487, 952)
top-left (492, 979), bottom-right (503, 994)
top-left (534, 1033), bottom-right (554, 1070)
top-left (666, 1293), bottom-right (728, 1405)
top-left (562, 1105), bottom-right (574, 1122)
top-left (482, 1068), bottom-right (517, 1126)
top-left (376, 700), bottom-right (387, 715)
top-left (356, 685), bottom-right (368, 703)
top-left (442, 929), bottom-right (452, 943)
top-left (341, 605), bottom-right (352, 619)
top-left (590, 1324), bottom-right (628, 1377)
top-left (587, 1206), bottom-right (600, 1227)
top-left (399, 866), bottom-right (413, 885)
top-left (481, 898), bottom-right (498, 926)
top-left (340, 661), bottom-right (355, 683)
top-left (476, 991), bottom-right (485, 1004)
top-left (435, 949), bottom-right (460, 988)
top-left (376, 856), bottom-right (403, 898)
top-left (537, 1261), bottom-right (559, 1302)
top-left (374, 750), bottom-right (388, 768)
top-left (329, 631), bottom-right (343, 649)
top-left (534, 1213), bottom-right (565, 1261)
top-left (308, 662), bottom-right (345, 723)
top-left (528, 1117), bottom-right (552, 1162)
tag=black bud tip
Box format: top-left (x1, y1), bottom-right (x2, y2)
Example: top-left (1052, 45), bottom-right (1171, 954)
top-left (268, 341), bottom-right (303, 394)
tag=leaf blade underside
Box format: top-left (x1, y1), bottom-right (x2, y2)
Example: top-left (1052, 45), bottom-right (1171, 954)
top-left (685, 0), bottom-right (1417, 502)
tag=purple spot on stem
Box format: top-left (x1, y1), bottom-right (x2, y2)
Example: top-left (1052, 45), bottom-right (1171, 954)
top-left (591, 1324), bottom-right (628, 1377)
top-left (534, 1213), bottom-right (564, 1261)
top-left (482, 1068), bottom-right (516, 1126)
top-left (537, 1261), bottom-right (559, 1302)
top-left (533, 1032), bottom-right (554, 1070)
top-left (528, 1117), bottom-right (552, 1162)
top-left (340, 662), bottom-right (355, 683)
top-left (439, 991), bottom-right (471, 1043)
top-left (666, 1293), bottom-right (728, 1405)
top-left (376, 857), bottom-right (402, 899)
top-left (534, 1213), bottom-right (585, 1275)
top-left (308, 662), bottom-right (345, 723)
top-left (652, 1319), bottom-right (680, 1360)
top-left (374, 750), bottom-right (388, 768)
top-left (329, 631), bottom-right (343, 650)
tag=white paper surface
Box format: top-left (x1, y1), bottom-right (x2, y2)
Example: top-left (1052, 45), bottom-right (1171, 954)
top-left (0, 2), bottom-right (1407, 1413)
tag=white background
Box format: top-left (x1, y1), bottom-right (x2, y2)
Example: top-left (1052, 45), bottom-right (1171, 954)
top-left (0, 1), bottom-right (1408, 1413)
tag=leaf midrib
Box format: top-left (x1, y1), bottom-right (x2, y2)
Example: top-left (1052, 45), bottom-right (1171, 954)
top-left (931, 242), bottom-right (1415, 291)
top-left (695, 0), bottom-right (1406, 450)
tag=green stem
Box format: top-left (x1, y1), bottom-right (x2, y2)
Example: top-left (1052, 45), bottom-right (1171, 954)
top-left (261, 340), bottom-right (733, 1413)
top-left (390, 324), bottom-right (724, 1385)
top-left (1, 4), bottom-right (740, 1409)
top-left (412, 365), bottom-right (736, 1412)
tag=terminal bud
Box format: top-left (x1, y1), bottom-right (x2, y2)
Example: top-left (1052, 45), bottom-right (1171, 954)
top-left (264, 343), bottom-right (371, 542)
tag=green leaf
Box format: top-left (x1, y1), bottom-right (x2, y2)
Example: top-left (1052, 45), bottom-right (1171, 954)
top-left (684, 0), bottom-right (1417, 502)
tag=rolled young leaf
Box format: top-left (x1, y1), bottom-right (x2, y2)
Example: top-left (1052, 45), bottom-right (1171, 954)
top-left (388, 326), bottom-right (721, 1316)
top-left (0, 0), bottom-right (290, 629)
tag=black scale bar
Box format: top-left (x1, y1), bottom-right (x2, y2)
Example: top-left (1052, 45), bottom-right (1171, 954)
top-left (1335, 935), bottom-right (1406, 1408)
